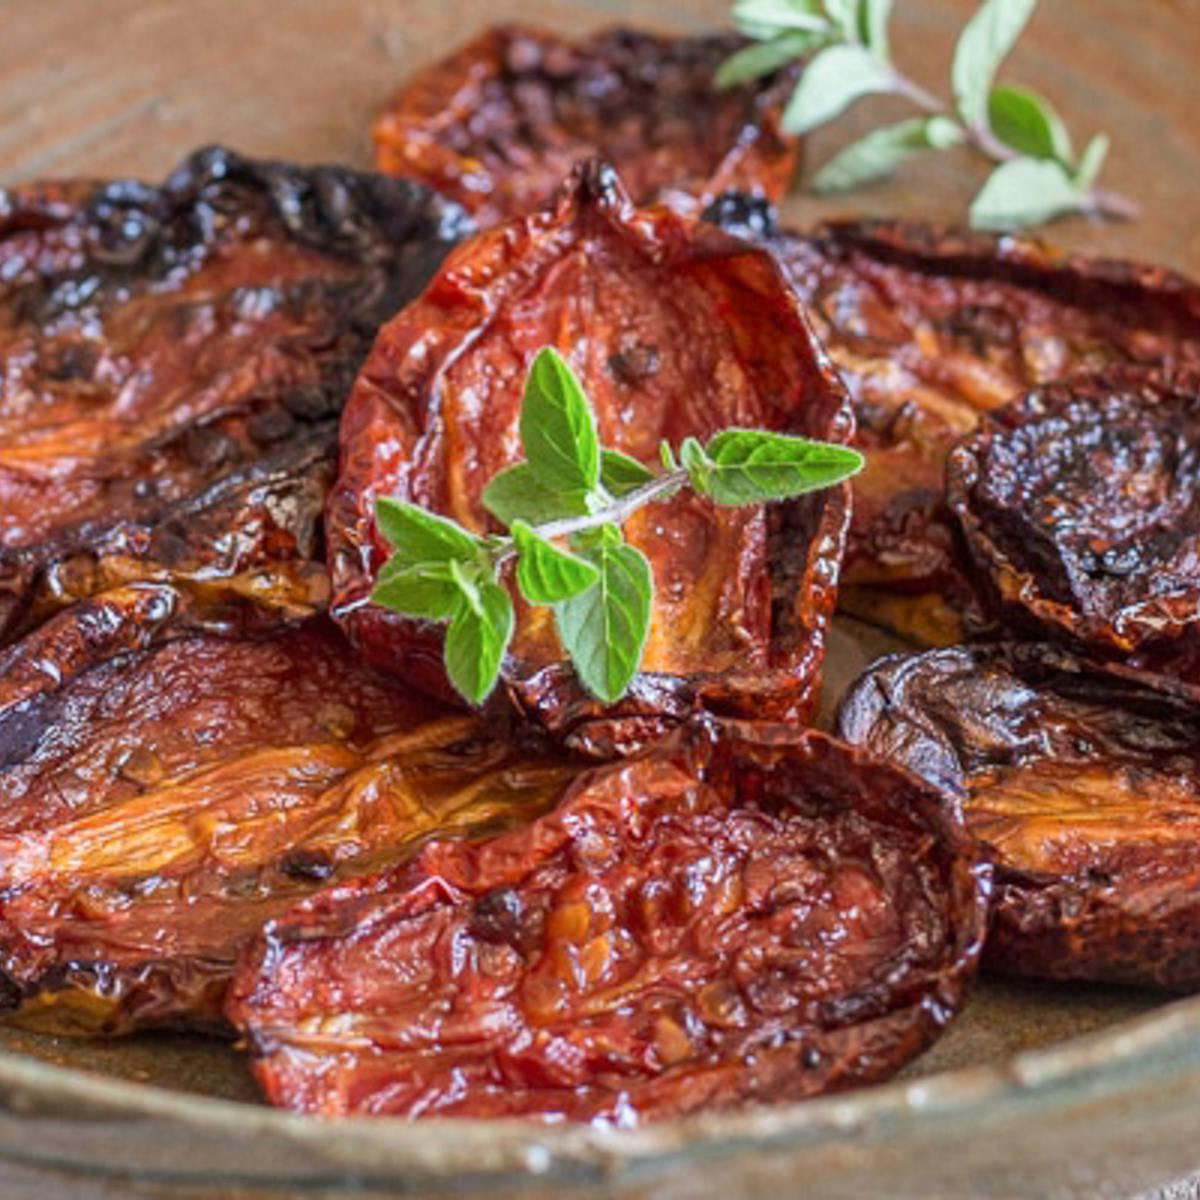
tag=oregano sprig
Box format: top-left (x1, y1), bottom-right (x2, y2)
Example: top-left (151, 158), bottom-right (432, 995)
top-left (718, 0), bottom-right (1138, 232)
top-left (371, 347), bottom-right (863, 707)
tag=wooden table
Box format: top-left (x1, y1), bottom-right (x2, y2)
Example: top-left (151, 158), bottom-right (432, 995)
top-left (1, 0), bottom-right (1198, 275)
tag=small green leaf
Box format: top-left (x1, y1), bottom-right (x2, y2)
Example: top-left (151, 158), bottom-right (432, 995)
top-left (1075, 132), bottom-right (1110, 191)
top-left (448, 558), bottom-right (484, 616)
top-left (679, 436), bottom-right (714, 495)
top-left (716, 32), bottom-right (822, 89)
top-left (374, 497), bottom-right (484, 567)
top-left (371, 562), bottom-right (460, 620)
top-left (511, 520), bottom-right (600, 604)
top-left (691, 429), bottom-right (864, 505)
top-left (813, 117), bottom-right (961, 193)
top-left (520, 347), bottom-right (600, 495)
top-left (571, 521), bottom-right (623, 554)
top-left (659, 440), bottom-right (679, 472)
top-left (969, 157), bottom-right (1083, 231)
top-left (859, 0), bottom-right (893, 58)
top-left (782, 44), bottom-right (896, 135)
top-left (600, 449), bottom-right (656, 497)
top-left (987, 85), bottom-right (1072, 163)
top-left (444, 582), bottom-right (513, 706)
top-left (951, 0), bottom-right (1038, 129)
top-left (733, 0), bottom-right (829, 37)
top-left (822, 0), bottom-right (860, 41)
top-left (481, 463), bottom-right (590, 528)
top-left (555, 541), bottom-right (653, 705)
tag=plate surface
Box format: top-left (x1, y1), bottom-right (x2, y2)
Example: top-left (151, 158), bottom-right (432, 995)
top-left (1, 1), bottom-right (1199, 1197)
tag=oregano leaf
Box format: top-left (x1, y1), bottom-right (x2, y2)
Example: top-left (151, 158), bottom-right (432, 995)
top-left (860, 0), bottom-right (893, 58)
top-left (716, 31), bottom-right (822, 88)
top-left (444, 582), bottom-right (514, 706)
top-left (697, 429), bottom-right (864, 504)
top-left (969, 157), bottom-right (1083, 231)
top-left (371, 562), bottom-right (460, 620)
top-left (511, 520), bottom-right (600, 604)
top-left (813, 117), bottom-right (961, 192)
top-left (374, 497), bottom-right (484, 568)
top-left (951, 0), bottom-right (1038, 129)
top-left (782, 44), bottom-right (897, 135)
top-left (822, 0), bottom-right (860, 41)
top-left (732, 0), bottom-right (829, 36)
top-left (1075, 132), bottom-right (1110, 191)
top-left (520, 347), bottom-right (600, 495)
top-left (482, 463), bottom-right (591, 528)
top-left (555, 541), bottom-right (653, 705)
top-left (988, 84), bottom-right (1072, 163)
top-left (600, 449), bottom-right (657, 497)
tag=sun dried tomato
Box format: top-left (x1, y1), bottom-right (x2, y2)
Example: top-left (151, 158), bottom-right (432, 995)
top-left (837, 641), bottom-right (1200, 990)
top-left (226, 722), bottom-right (988, 1123)
top-left (947, 365), bottom-right (1200, 656)
top-left (704, 201), bottom-right (1200, 646)
top-left (327, 162), bottom-right (852, 756)
top-left (0, 587), bottom-right (578, 1035)
top-left (373, 25), bottom-right (799, 229)
top-left (0, 146), bottom-right (469, 645)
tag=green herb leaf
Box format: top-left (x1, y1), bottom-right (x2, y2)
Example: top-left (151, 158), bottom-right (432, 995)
top-left (371, 562), bottom-right (461, 620)
top-left (813, 116), bottom-right (962, 192)
top-left (716, 31), bottom-right (823, 88)
top-left (444, 581), bottom-right (514, 706)
top-left (511, 520), bottom-right (600, 604)
top-left (987, 84), bottom-right (1072, 163)
top-left (782, 44), bottom-right (896, 135)
top-left (822, 0), bottom-right (860, 41)
top-left (600, 449), bottom-right (657, 497)
top-left (733, 0), bottom-right (829, 37)
top-left (555, 540), bottom-right (653, 704)
top-left (951, 0), bottom-right (1038, 129)
top-left (969, 156), bottom-right (1082, 231)
top-left (374, 497), bottom-right (484, 568)
top-left (859, 0), bottom-right (893, 58)
top-left (1075, 132), bottom-right (1110, 191)
top-left (482, 463), bottom-right (591, 528)
top-left (686, 429), bottom-right (864, 504)
top-left (520, 347), bottom-right (600, 495)
top-left (659, 440), bottom-right (679, 472)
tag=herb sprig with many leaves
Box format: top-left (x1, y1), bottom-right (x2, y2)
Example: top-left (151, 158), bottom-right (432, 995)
top-left (371, 348), bottom-right (863, 706)
top-left (718, 0), bottom-right (1138, 231)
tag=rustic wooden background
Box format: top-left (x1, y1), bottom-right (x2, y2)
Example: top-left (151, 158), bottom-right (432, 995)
top-left (1, 0), bottom-right (1197, 274)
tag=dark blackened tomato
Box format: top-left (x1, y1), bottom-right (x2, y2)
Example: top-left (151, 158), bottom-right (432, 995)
top-left (720, 213), bottom-right (1200, 647)
top-left (838, 641), bottom-right (1200, 991)
top-left (373, 25), bottom-right (799, 228)
top-left (948, 366), bottom-right (1200, 655)
top-left (0, 587), bottom-right (577, 1035)
top-left (328, 161), bottom-right (852, 756)
top-left (0, 147), bottom-right (469, 645)
top-left (227, 723), bottom-right (988, 1123)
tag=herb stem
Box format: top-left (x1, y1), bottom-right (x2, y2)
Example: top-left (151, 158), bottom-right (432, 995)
top-left (492, 467), bottom-right (691, 566)
top-left (885, 65), bottom-right (1139, 223)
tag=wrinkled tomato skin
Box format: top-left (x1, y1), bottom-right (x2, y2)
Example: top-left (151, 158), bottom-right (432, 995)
top-left (947, 366), bottom-right (1200, 656)
top-left (227, 724), bottom-right (989, 1124)
top-left (703, 204), bottom-right (1200, 646)
top-left (837, 642), bottom-right (1200, 991)
top-left (373, 26), bottom-right (800, 229)
top-left (0, 147), bottom-right (470, 645)
top-left (0, 587), bottom-right (579, 1035)
top-left (328, 162), bottom-right (853, 756)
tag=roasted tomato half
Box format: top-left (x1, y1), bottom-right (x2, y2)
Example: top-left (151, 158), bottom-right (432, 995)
top-left (0, 146), bottom-right (469, 645)
top-left (0, 587), bottom-right (578, 1035)
top-left (702, 203), bottom-right (1200, 647)
top-left (837, 641), bottom-right (1200, 991)
top-left (227, 723), bottom-right (988, 1123)
top-left (947, 366), bottom-right (1200, 656)
top-left (328, 162), bottom-right (852, 756)
top-left (373, 25), bottom-right (799, 228)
